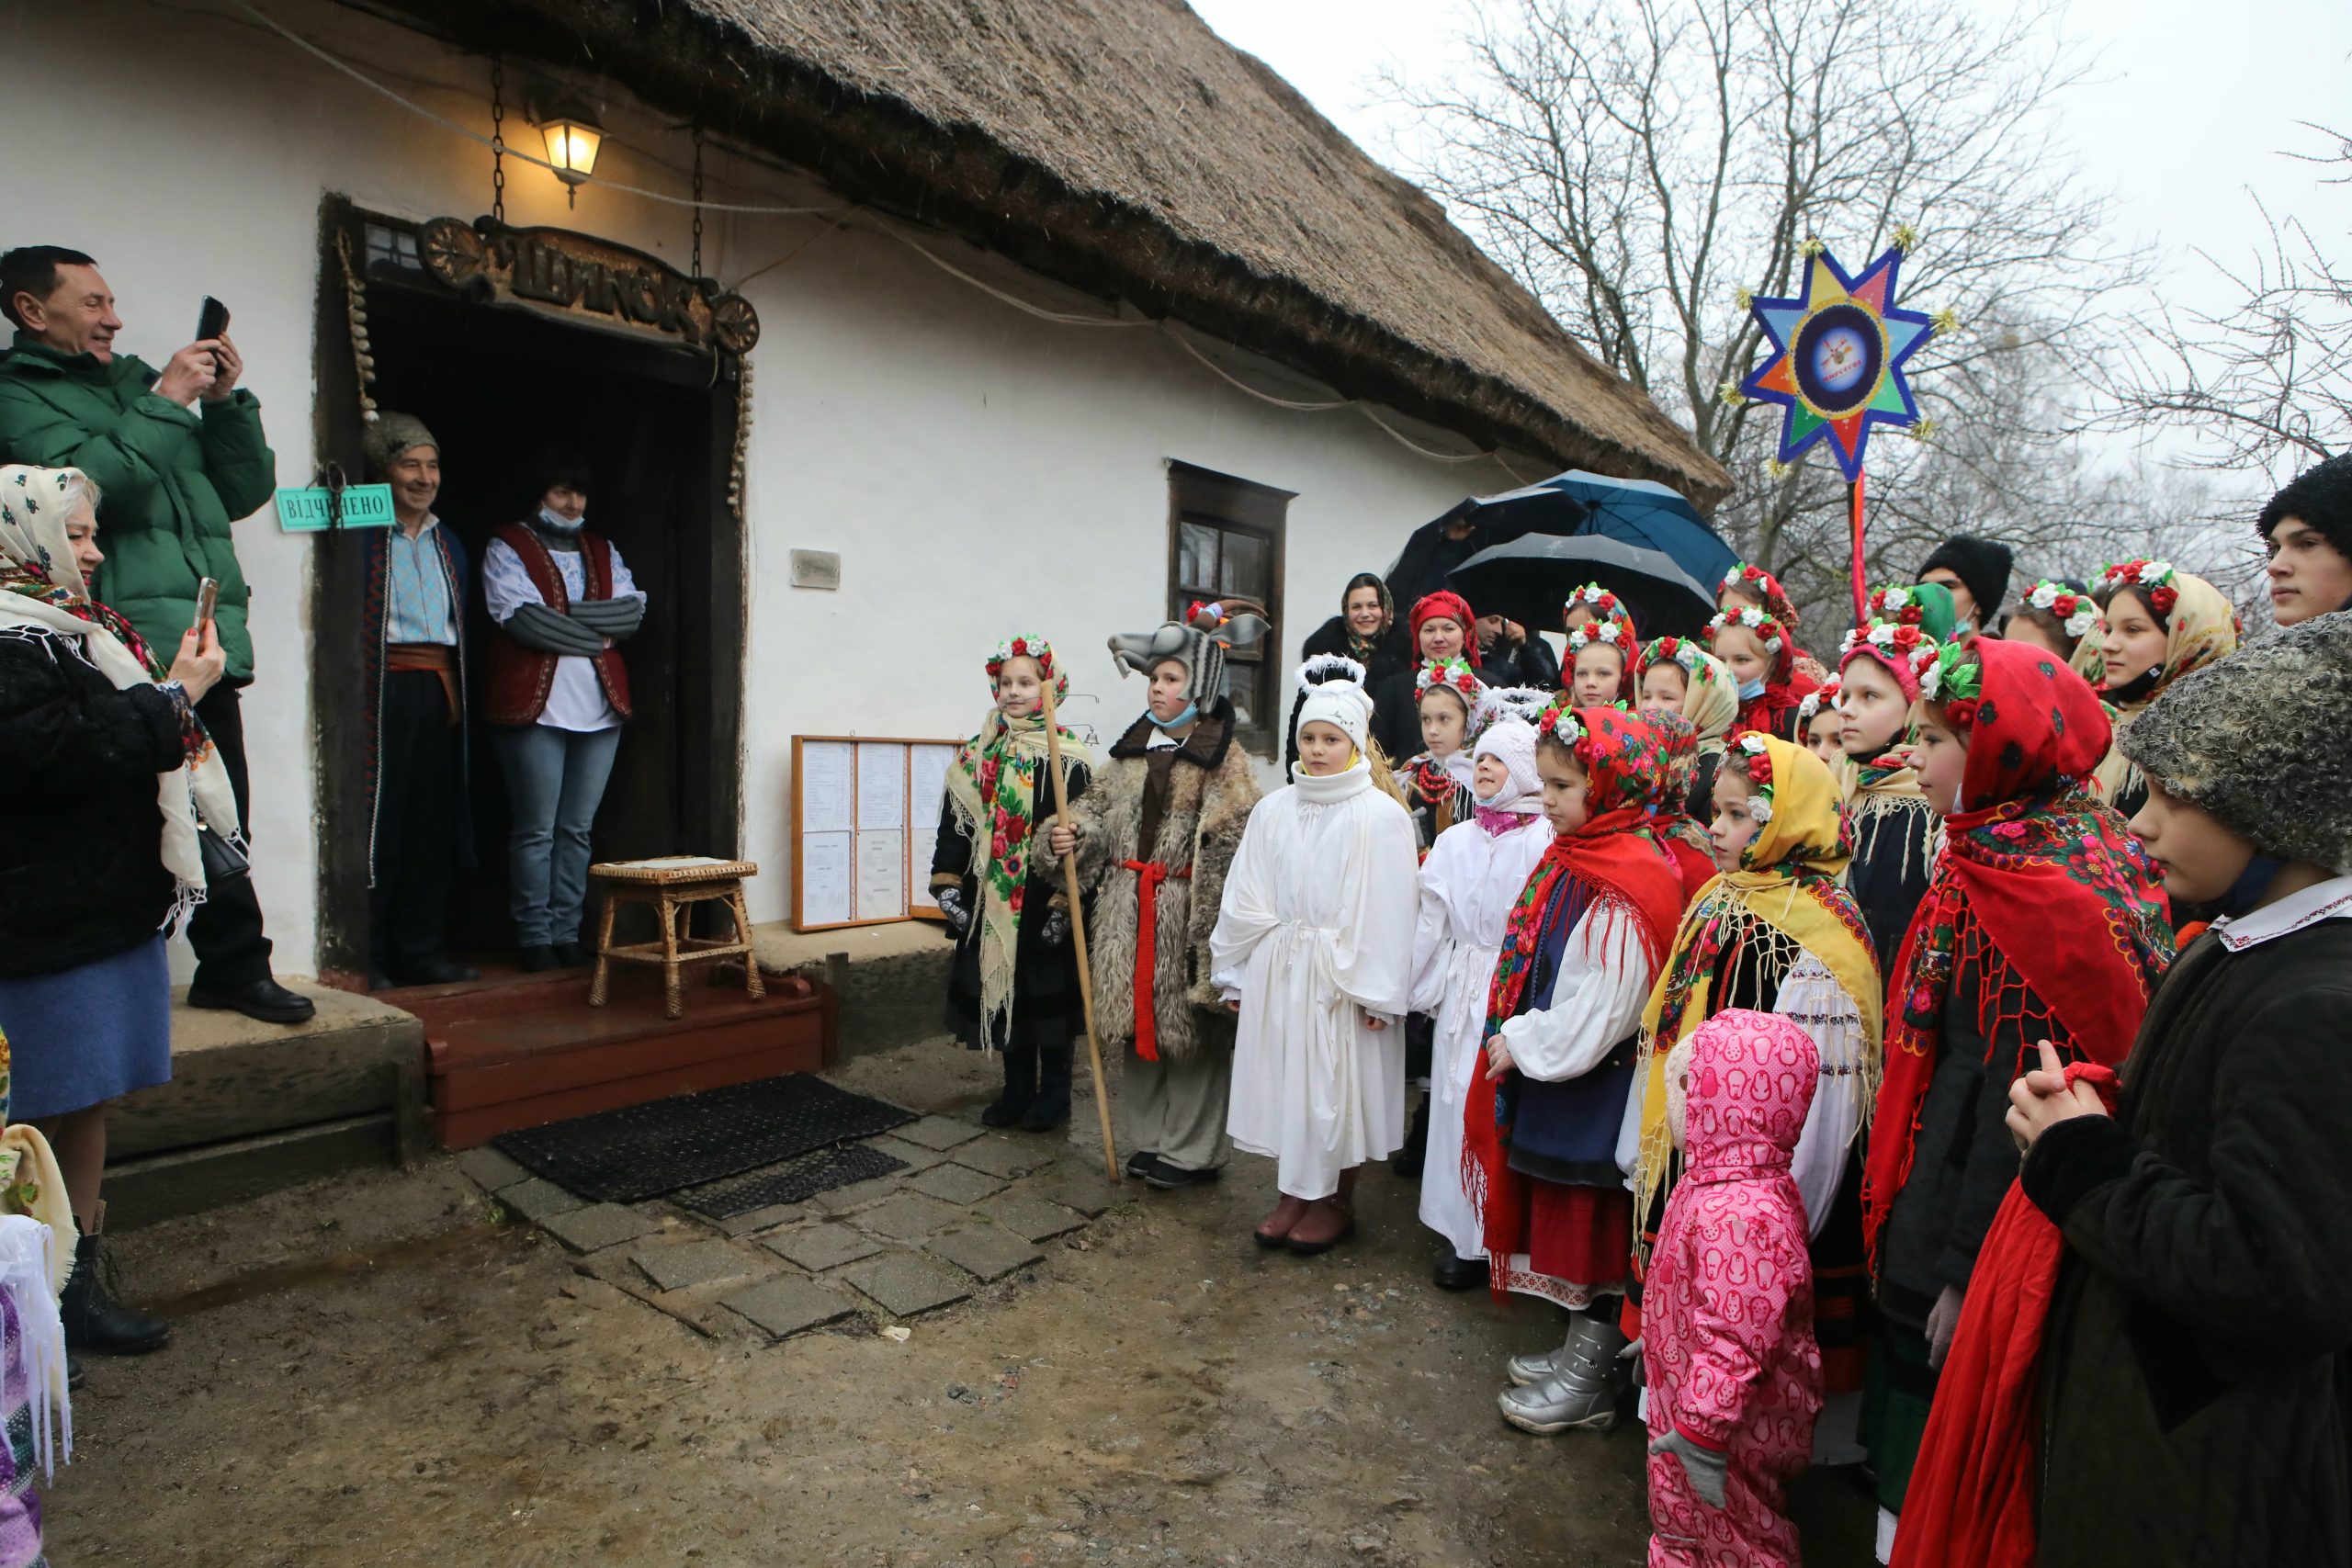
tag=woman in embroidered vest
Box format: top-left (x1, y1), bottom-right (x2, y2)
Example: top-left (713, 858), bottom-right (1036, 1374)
top-left (482, 453), bottom-right (647, 973)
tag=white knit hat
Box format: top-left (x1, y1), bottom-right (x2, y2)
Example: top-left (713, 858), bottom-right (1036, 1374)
top-left (1472, 717), bottom-right (1542, 811)
top-left (1295, 654), bottom-right (1375, 751)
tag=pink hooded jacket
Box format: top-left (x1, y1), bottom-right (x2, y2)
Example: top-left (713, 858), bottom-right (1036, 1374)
top-left (1644, 1009), bottom-right (1823, 1568)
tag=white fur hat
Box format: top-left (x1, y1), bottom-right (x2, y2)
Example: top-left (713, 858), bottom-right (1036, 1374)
top-left (1295, 655), bottom-right (1375, 751)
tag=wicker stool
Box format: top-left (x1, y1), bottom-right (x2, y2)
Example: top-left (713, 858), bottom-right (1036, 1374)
top-left (588, 857), bottom-right (763, 1019)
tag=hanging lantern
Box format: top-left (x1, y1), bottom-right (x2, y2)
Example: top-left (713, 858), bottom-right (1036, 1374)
top-left (531, 95), bottom-right (605, 206)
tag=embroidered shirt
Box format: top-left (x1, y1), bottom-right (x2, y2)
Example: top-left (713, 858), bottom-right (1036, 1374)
top-left (386, 517), bottom-right (458, 647)
top-left (2211, 873), bottom-right (2352, 952)
top-left (481, 536), bottom-right (645, 733)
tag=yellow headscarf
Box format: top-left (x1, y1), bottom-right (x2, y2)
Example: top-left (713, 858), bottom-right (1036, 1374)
top-left (2089, 567), bottom-right (2238, 806)
top-left (1631, 734), bottom-right (1883, 1256)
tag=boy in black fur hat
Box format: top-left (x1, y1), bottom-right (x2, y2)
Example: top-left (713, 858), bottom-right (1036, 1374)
top-left (1917, 535), bottom-right (2013, 640)
top-left (2259, 452), bottom-right (2352, 627)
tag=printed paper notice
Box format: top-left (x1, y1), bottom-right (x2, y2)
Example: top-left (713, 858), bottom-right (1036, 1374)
top-left (800, 740), bottom-right (854, 832)
top-left (908, 745), bottom-right (955, 909)
top-left (855, 829), bottom-right (906, 921)
top-left (856, 742), bottom-right (907, 831)
top-left (798, 831), bottom-right (852, 928)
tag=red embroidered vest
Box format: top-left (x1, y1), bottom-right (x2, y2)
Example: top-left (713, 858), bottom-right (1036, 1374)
top-left (484, 522), bottom-right (636, 726)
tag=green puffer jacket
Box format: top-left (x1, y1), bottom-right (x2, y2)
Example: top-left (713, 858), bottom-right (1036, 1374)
top-left (0, 333), bottom-right (277, 680)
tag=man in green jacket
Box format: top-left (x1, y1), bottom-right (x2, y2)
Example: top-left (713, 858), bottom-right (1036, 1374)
top-left (0, 245), bottom-right (312, 1024)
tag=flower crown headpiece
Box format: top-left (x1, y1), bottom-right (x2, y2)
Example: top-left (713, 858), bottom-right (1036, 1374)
top-left (1796, 677), bottom-right (1842, 724)
top-left (1566, 618), bottom-right (1627, 653)
top-left (2026, 579), bottom-right (2099, 639)
top-left (1862, 583), bottom-right (1930, 627)
top-left (1722, 561), bottom-right (1787, 598)
top-left (1705, 605), bottom-right (1787, 655)
top-left (986, 635), bottom-right (1056, 681)
top-left (1636, 635), bottom-right (1716, 683)
top-left (1838, 617), bottom-right (1939, 679)
top-left (1415, 655), bottom-right (1480, 702)
top-left (2096, 559), bottom-right (2178, 616)
top-left (1565, 582), bottom-right (1623, 618)
top-left (1732, 731), bottom-right (1776, 823)
top-left (1921, 642), bottom-right (1985, 727)
top-left (1534, 696), bottom-right (1588, 750)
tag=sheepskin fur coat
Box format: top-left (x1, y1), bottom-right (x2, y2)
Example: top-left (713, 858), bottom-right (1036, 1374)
top-left (1070, 701), bottom-right (1259, 1063)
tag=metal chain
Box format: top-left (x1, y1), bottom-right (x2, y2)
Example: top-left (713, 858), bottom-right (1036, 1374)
top-left (691, 125), bottom-right (706, 279)
top-left (489, 55), bottom-right (507, 223)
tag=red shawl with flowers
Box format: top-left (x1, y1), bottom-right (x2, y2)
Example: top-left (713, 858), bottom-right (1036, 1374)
top-left (1861, 641), bottom-right (2170, 1265)
top-left (1464, 706), bottom-right (1687, 1292)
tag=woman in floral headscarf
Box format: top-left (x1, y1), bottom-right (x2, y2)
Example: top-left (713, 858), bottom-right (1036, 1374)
top-left (2088, 559), bottom-right (2239, 818)
top-left (1857, 637), bottom-right (2171, 1555)
top-left (0, 464), bottom-right (232, 1362)
top-left (931, 635), bottom-right (1093, 1130)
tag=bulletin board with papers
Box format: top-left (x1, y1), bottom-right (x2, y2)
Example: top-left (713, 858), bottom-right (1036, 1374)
top-left (790, 736), bottom-right (961, 932)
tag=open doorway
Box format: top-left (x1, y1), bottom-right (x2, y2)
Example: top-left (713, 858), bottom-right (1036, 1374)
top-left (311, 200), bottom-right (745, 981)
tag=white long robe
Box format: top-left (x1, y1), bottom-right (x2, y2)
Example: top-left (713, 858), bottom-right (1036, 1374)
top-left (1211, 761), bottom-right (1420, 1200)
top-left (1408, 811), bottom-right (1552, 1261)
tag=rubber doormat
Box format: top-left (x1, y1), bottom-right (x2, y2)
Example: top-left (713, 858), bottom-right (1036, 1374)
top-left (673, 1142), bottom-right (909, 1220)
top-left (495, 1074), bottom-right (916, 1203)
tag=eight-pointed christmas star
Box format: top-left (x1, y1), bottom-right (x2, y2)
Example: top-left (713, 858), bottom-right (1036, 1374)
top-left (1739, 245), bottom-right (1938, 484)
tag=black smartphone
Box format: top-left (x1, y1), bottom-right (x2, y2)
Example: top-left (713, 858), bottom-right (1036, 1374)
top-left (197, 297), bottom-right (230, 344)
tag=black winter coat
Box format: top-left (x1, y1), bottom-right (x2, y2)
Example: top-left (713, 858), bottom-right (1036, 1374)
top-left (0, 629), bottom-right (187, 977)
top-left (2024, 912), bottom-right (2352, 1568)
top-left (929, 761), bottom-right (1091, 1052)
top-left (1476, 631), bottom-right (1561, 691)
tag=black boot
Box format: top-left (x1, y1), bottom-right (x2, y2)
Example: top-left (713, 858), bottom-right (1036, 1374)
top-left (62, 1228), bottom-right (169, 1355)
top-left (980, 1046), bottom-right (1039, 1128)
top-left (1022, 1045), bottom-right (1073, 1132)
top-left (1391, 1094), bottom-right (1431, 1179)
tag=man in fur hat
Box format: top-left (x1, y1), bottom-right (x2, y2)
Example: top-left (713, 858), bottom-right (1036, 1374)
top-left (1917, 535), bottom-right (2014, 640)
top-left (2259, 453), bottom-right (2352, 627)
top-left (359, 412), bottom-right (476, 988)
top-left (1047, 604), bottom-right (1265, 1189)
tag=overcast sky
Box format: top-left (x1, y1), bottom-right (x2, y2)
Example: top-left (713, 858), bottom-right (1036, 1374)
top-left (1187, 0), bottom-right (2351, 471)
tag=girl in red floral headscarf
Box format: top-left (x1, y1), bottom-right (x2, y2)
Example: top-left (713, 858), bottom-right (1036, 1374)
top-left (1710, 605), bottom-right (1808, 740)
top-left (1468, 703), bottom-right (1687, 1438)
top-left (1856, 637), bottom-right (2170, 1556)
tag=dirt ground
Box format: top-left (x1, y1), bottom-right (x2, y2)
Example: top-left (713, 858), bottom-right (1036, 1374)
top-left (51, 1039), bottom-right (1872, 1567)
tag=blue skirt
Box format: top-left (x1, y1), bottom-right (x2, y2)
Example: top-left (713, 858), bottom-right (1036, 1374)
top-left (0, 936), bottom-right (172, 1120)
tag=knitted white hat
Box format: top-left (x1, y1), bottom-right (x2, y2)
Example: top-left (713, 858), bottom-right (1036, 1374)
top-left (1295, 654), bottom-right (1375, 751)
top-left (1471, 717), bottom-right (1542, 811)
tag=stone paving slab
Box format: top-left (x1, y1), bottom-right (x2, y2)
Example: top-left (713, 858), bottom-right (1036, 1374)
top-left (631, 1238), bottom-right (763, 1292)
top-left (951, 1136), bottom-right (1056, 1179)
top-left (763, 1224), bottom-right (885, 1272)
top-left (861, 1135), bottom-right (948, 1174)
top-left (721, 1276), bottom-right (856, 1338)
top-left (895, 1115), bottom-right (985, 1152)
top-left (457, 1146), bottom-right (532, 1192)
top-left (542, 1202), bottom-right (658, 1254)
top-left (924, 1224), bottom-right (1046, 1283)
top-left (1030, 1167), bottom-right (1123, 1218)
top-left (856, 1193), bottom-right (969, 1242)
top-left (809, 1175), bottom-right (907, 1216)
top-left (903, 1163), bottom-right (1008, 1205)
top-left (842, 1252), bottom-right (973, 1317)
top-left (973, 1193), bottom-right (1090, 1243)
top-left (711, 1201), bottom-right (810, 1237)
top-left (499, 1176), bottom-right (587, 1224)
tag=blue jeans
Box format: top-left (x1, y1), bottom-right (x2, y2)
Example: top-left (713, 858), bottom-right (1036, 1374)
top-left (493, 724), bottom-right (622, 946)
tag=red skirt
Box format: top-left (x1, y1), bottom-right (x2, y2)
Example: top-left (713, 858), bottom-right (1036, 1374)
top-left (1525, 1181), bottom-right (1632, 1290)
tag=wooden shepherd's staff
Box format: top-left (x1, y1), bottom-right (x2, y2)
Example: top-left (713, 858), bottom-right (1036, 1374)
top-left (1039, 677), bottom-right (1120, 1181)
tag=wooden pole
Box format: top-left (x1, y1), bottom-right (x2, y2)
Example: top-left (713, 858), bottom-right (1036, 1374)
top-left (1039, 678), bottom-right (1121, 1182)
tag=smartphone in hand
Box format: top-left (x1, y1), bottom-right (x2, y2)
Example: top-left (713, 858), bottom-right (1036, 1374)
top-left (197, 297), bottom-right (230, 374)
top-left (193, 577), bottom-right (220, 632)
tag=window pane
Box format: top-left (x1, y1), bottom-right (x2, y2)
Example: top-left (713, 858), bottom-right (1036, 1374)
top-left (1221, 530), bottom-right (1268, 598)
top-left (1179, 522), bottom-right (1219, 592)
top-left (1226, 659), bottom-right (1258, 731)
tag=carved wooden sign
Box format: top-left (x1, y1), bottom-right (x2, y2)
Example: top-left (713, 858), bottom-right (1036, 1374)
top-left (419, 217), bottom-right (759, 354)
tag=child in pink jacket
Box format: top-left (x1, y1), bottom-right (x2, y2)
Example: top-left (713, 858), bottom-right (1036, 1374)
top-left (1644, 1009), bottom-right (1823, 1568)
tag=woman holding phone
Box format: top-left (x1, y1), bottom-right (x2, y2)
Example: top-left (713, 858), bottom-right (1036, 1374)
top-left (0, 462), bottom-right (235, 1358)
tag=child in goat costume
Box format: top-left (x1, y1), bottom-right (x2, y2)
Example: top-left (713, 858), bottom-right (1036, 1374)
top-left (1644, 1009), bottom-right (1823, 1568)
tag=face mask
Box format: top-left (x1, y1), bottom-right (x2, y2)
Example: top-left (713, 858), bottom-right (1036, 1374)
top-left (1148, 701), bottom-right (1198, 731)
top-left (1737, 676), bottom-right (1767, 702)
top-left (537, 505), bottom-right (585, 535)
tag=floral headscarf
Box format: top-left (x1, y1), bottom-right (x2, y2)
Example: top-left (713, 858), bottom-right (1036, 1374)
top-left (1336, 571), bottom-right (1395, 666)
top-left (2088, 561), bottom-right (2239, 804)
top-left (944, 636), bottom-right (1094, 1054)
top-left (1638, 637), bottom-right (1737, 756)
top-left (0, 464), bottom-right (238, 929)
top-left (1862, 640), bottom-right (2172, 1270)
top-left (1720, 561), bottom-right (1802, 628)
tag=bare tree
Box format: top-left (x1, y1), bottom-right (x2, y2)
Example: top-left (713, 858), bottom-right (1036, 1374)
top-left (2097, 124), bottom-right (2351, 475)
top-left (1391, 0), bottom-right (2144, 642)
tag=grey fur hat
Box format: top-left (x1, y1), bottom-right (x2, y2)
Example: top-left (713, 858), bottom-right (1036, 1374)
top-left (2120, 608), bottom-right (2352, 873)
top-left (363, 411), bottom-right (439, 475)
top-left (1108, 602), bottom-right (1271, 708)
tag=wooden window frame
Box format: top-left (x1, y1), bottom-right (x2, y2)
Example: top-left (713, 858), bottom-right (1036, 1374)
top-left (1165, 460), bottom-right (1293, 758)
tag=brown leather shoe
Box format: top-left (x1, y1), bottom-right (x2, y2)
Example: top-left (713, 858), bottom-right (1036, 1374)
top-left (1286, 1195), bottom-right (1357, 1256)
top-left (1255, 1194), bottom-right (1311, 1248)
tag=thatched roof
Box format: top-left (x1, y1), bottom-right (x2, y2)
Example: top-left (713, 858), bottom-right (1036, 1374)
top-left (382, 0), bottom-right (1730, 505)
